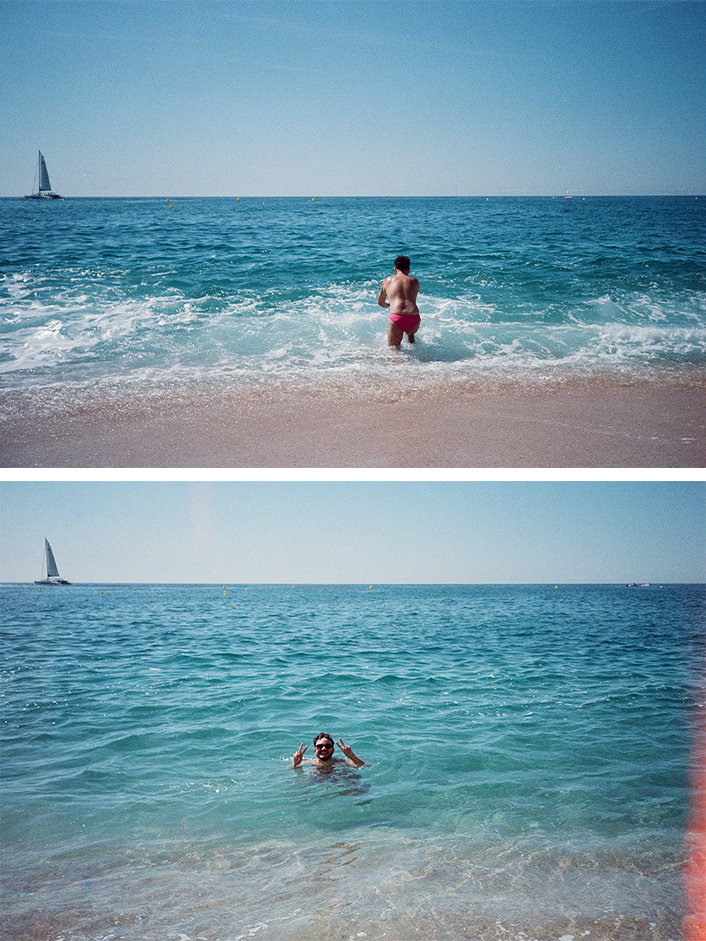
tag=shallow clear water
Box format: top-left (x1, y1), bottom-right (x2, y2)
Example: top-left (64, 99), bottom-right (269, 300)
top-left (2, 583), bottom-right (703, 940)
top-left (1, 196), bottom-right (704, 399)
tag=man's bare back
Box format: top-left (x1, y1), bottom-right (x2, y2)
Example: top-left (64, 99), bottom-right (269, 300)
top-left (378, 255), bottom-right (421, 348)
top-left (379, 272), bottom-right (419, 317)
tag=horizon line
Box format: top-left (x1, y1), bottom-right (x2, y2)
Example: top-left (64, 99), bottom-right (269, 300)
top-left (9, 581), bottom-right (695, 587)
top-left (3, 193), bottom-right (704, 200)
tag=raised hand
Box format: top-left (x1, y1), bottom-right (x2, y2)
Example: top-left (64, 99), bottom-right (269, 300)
top-left (336, 738), bottom-right (365, 766)
top-left (293, 743), bottom-right (308, 767)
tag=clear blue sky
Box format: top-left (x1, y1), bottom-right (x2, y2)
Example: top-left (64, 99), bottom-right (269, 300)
top-left (1, 480), bottom-right (703, 583)
top-left (2, 0), bottom-right (704, 196)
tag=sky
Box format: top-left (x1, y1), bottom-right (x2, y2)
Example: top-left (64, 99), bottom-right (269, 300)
top-left (2, 0), bottom-right (705, 197)
top-left (0, 480), bottom-right (703, 584)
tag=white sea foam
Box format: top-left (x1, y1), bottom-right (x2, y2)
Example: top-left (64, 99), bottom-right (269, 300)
top-left (2, 195), bottom-right (704, 390)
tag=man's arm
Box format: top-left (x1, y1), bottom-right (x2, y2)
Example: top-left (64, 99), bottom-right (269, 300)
top-left (378, 280), bottom-right (390, 308)
top-left (336, 738), bottom-right (366, 768)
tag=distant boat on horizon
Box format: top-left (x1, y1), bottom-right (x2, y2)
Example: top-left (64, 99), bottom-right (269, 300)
top-left (25, 151), bottom-right (63, 200)
top-left (35, 538), bottom-right (71, 585)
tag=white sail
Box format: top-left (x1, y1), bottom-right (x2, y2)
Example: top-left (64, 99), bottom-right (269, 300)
top-left (38, 153), bottom-right (51, 192)
top-left (35, 538), bottom-right (71, 585)
top-left (45, 539), bottom-right (60, 578)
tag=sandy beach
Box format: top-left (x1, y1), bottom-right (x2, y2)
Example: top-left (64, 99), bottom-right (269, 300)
top-left (2, 370), bottom-right (704, 468)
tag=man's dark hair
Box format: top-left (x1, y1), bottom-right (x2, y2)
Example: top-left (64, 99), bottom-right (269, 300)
top-left (394, 255), bottom-right (411, 272)
top-left (314, 732), bottom-right (334, 746)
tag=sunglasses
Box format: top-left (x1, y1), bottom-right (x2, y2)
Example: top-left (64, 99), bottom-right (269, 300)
top-left (315, 741), bottom-right (334, 749)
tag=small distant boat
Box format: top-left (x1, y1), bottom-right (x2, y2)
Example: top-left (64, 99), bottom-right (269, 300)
top-left (25, 151), bottom-right (63, 200)
top-left (35, 538), bottom-right (72, 585)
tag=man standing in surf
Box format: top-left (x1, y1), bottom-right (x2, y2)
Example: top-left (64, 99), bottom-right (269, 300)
top-left (378, 255), bottom-right (421, 348)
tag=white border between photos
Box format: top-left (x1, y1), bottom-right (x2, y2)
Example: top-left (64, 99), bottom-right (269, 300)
top-left (0, 468), bottom-right (702, 483)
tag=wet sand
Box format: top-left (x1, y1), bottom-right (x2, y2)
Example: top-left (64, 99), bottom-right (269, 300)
top-left (1, 373), bottom-right (704, 468)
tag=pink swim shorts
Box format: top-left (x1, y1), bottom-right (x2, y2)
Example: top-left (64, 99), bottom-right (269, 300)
top-left (389, 312), bottom-right (421, 332)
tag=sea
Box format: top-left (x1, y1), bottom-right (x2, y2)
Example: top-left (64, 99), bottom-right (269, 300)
top-left (2, 582), bottom-right (704, 941)
top-left (1, 196), bottom-right (705, 414)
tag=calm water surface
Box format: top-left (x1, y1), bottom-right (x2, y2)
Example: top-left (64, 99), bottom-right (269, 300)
top-left (2, 583), bottom-right (703, 940)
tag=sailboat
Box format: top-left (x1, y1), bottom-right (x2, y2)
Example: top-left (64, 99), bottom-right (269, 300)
top-left (25, 151), bottom-right (63, 200)
top-left (35, 539), bottom-right (72, 585)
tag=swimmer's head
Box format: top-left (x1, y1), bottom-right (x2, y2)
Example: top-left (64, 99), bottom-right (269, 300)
top-left (314, 733), bottom-right (334, 756)
top-left (394, 255), bottom-right (411, 273)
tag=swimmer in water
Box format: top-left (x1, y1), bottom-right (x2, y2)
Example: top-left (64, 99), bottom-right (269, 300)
top-left (292, 733), bottom-right (366, 769)
top-left (378, 255), bottom-right (420, 348)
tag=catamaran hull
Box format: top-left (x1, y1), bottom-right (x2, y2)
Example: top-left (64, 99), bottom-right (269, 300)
top-left (34, 578), bottom-right (72, 585)
top-left (25, 193), bottom-right (63, 200)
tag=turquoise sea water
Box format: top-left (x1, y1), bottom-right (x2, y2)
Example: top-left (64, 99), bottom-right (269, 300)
top-left (1, 196), bottom-right (704, 410)
top-left (2, 583), bottom-right (703, 941)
